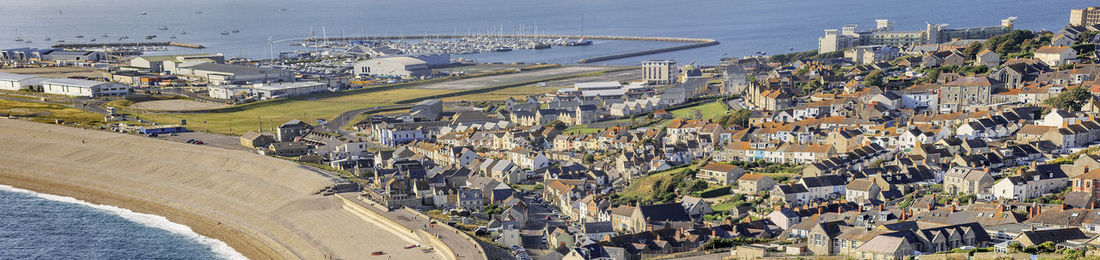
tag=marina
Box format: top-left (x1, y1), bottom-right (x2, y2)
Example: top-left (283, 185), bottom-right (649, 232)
top-left (300, 33), bottom-right (718, 63)
top-left (50, 41), bottom-right (205, 50)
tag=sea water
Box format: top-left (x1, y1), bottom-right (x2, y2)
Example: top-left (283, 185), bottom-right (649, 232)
top-left (0, 0), bottom-right (1092, 65)
top-left (0, 184), bottom-right (246, 260)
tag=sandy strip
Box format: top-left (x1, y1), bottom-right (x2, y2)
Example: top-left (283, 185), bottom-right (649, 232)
top-left (0, 119), bottom-right (426, 259)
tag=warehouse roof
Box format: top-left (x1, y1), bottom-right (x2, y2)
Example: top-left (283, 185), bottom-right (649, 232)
top-left (185, 63), bottom-right (274, 75)
top-left (138, 54), bottom-right (220, 62)
top-left (373, 57), bottom-right (428, 66)
top-left (40, 78), bottom-right (119, 88)
top-left (0, 72), bottom-right (45, 82)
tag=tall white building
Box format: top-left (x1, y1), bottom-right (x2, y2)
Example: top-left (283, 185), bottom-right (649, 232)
top-left (642, 60), bottom-right (677, 85)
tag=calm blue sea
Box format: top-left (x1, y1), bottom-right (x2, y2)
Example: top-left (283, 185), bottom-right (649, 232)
top-left (0, 0), bottom-right (1093, 65)
top-left (0, 185), bottom-right (245, 260)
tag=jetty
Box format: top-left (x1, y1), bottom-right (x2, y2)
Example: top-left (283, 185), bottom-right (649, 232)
top-left (51, 41), bottom-right (205, 49)
top-left (302, 34), bottom-right (718, 63)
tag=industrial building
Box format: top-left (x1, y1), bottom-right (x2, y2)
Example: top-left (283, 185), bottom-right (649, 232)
top-left (410, 99), bottom-right (443, 120)
top-left (551, 81), bottom-right (655, 101)
top-left (176, 62), bottom-right (293, 85)
top-left (129, 54), bottom-right (226, 73)
top-left (208, 81), bottom-right (329, 100)
top-left (0, 72), bottom-right (46, 91)
top-left (0, 48), bottom-right (105, 62)
top-left (642, 60), bottom-right (677, 85)
top-left (818, 17), bottom-right (1016, 53)
top-left (353, 57), bottom-right (431, 78)
top-left (40, 78), bottom-right (129, 97)
top-left (1070, 6), bottom-right (1100, 27)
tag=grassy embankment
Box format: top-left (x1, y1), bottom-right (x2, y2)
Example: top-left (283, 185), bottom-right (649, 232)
top-left (138, 67), bottom-right (627, 135)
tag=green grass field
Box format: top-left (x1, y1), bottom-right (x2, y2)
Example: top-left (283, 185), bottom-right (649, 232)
top-left (140, 88), bottom-right (454, 135)
top-left (669, 101), bottom-right (729, 121)
top-left (0, 99), bottom-right (103, 125)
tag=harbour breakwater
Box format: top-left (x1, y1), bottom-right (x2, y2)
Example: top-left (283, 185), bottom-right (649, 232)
top-left (303, 34), bottom-right (719, 63)
top-left (51, 41), bottom-right (205, 49)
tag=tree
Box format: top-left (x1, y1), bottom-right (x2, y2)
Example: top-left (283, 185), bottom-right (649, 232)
top-left (1043, 86), bottom-right (1092, 112)
top-left (547, 120), bottom-right (567, 132)
top-left (863, 70), bottom-right (885, 87)
top-left (719, 109), bottom-right (753, 128)
top-left (962, 41), bottom-right (983, 60)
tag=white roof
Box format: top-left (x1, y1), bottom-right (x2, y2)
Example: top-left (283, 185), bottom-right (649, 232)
top-left (249, 82), bottom-right (325, 91)
top-left (574, 81), bottom-right (622, 90)
top-left (0, 72), bottom-right (45, 82)
top-left (40, 78), bottom-right (120, 88)
top-left (373, 57), bottom-right (427, 66)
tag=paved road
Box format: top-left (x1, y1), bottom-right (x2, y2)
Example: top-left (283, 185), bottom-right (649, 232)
top-left (150, 131), bottom-right (250, 151)
top-left (338, 193), bottom-right (487, 260)
top-left (413, 66), bottom-right (610, 90)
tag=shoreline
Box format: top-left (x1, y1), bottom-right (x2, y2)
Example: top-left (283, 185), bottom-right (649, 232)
top-left (0, 183), bottom-right (247, 259)
top-left (0, 172), bottom-right (280, 259)
top-left (0, 118), bottom-right (424, 259)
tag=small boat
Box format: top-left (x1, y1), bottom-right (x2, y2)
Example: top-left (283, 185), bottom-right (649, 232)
top-left (492, 47), bottom-right (512, 52)
top-left (232, 29), bottom-right (240, 33)
top-left (169, 36), bottom-right (177, 39)
top-left (146, 35), bottom-right (156, 40)
top-left (220, 31), bottom-right (230, 35)
top-left (532, 43), bottom-right (551, 49)
top-left (119, 35), bottom-right (129, 40)
top-left (371, 251), bottom-right (384, 256)
top-left (102, 34), bottom-right (109, 37)
top-left (194, 10), bottom-right (203, 15)
top-left (75, 35), bottom-right (84, 38)
top-left (141, 11), bottom-right (147, 15)
top-left (43, 37), bottom-right (50, 41)
top-left (157, 26), bottom-right (168, 30)
top-left (180, 31), bottom-right (187, 35)
top-left (24, 40), bottom-right (32, 44)
top-left (404, 244), bottom-right (420, 249)
top-left (14, 37), bottom-right (23, 42)
top-left (89, 38), bottom-right (96, 42)
top-left (57, 40), bottom-right (65, 43)
top-left (279, 8), bottom-right (288, 12)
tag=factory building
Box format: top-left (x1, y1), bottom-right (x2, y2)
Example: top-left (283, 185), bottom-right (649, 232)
top-left (0, 72), bottom-right (46, 91)
top-left (353, 57), bottom-right (431, 78)
top-left (176, 62), bottom-right (293, 85)
top-left (818, 17), bottom-right (1015, 53)
top-left (208, 82), bottom-right (330, 100)
top-left (0, 48), bottom-right (105, 62)
top-left (40, 78), bottom-right (129, 97)
top-left (129, 54), bottom-right (226, 73)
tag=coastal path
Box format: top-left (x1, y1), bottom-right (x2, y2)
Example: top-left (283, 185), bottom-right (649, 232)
top-left (337, 193), bottom-right (488, 260)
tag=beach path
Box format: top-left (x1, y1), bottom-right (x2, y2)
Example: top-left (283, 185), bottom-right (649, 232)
top-left (0, 119), bottom-right (432, 259)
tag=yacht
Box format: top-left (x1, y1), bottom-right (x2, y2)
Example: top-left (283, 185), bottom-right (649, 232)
top-left (14, 37), bottom-right (23, 42)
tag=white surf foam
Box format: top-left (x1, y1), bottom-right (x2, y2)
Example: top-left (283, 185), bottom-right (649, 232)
top-left (0, 184), bottom-right (248, 260)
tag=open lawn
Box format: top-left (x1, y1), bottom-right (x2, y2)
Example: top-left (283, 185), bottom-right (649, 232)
top-left (141, 88), bottom-right (454, 135)
top-left (438, 85), bottom-right (552, 102)
top-left (669, 101), bottom-right (729, 121)
top-left (0, 99), bottom-right (103, 124)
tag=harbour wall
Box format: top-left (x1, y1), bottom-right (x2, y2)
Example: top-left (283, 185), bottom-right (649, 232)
top-left (303, 34), bottom-right (719, 63)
